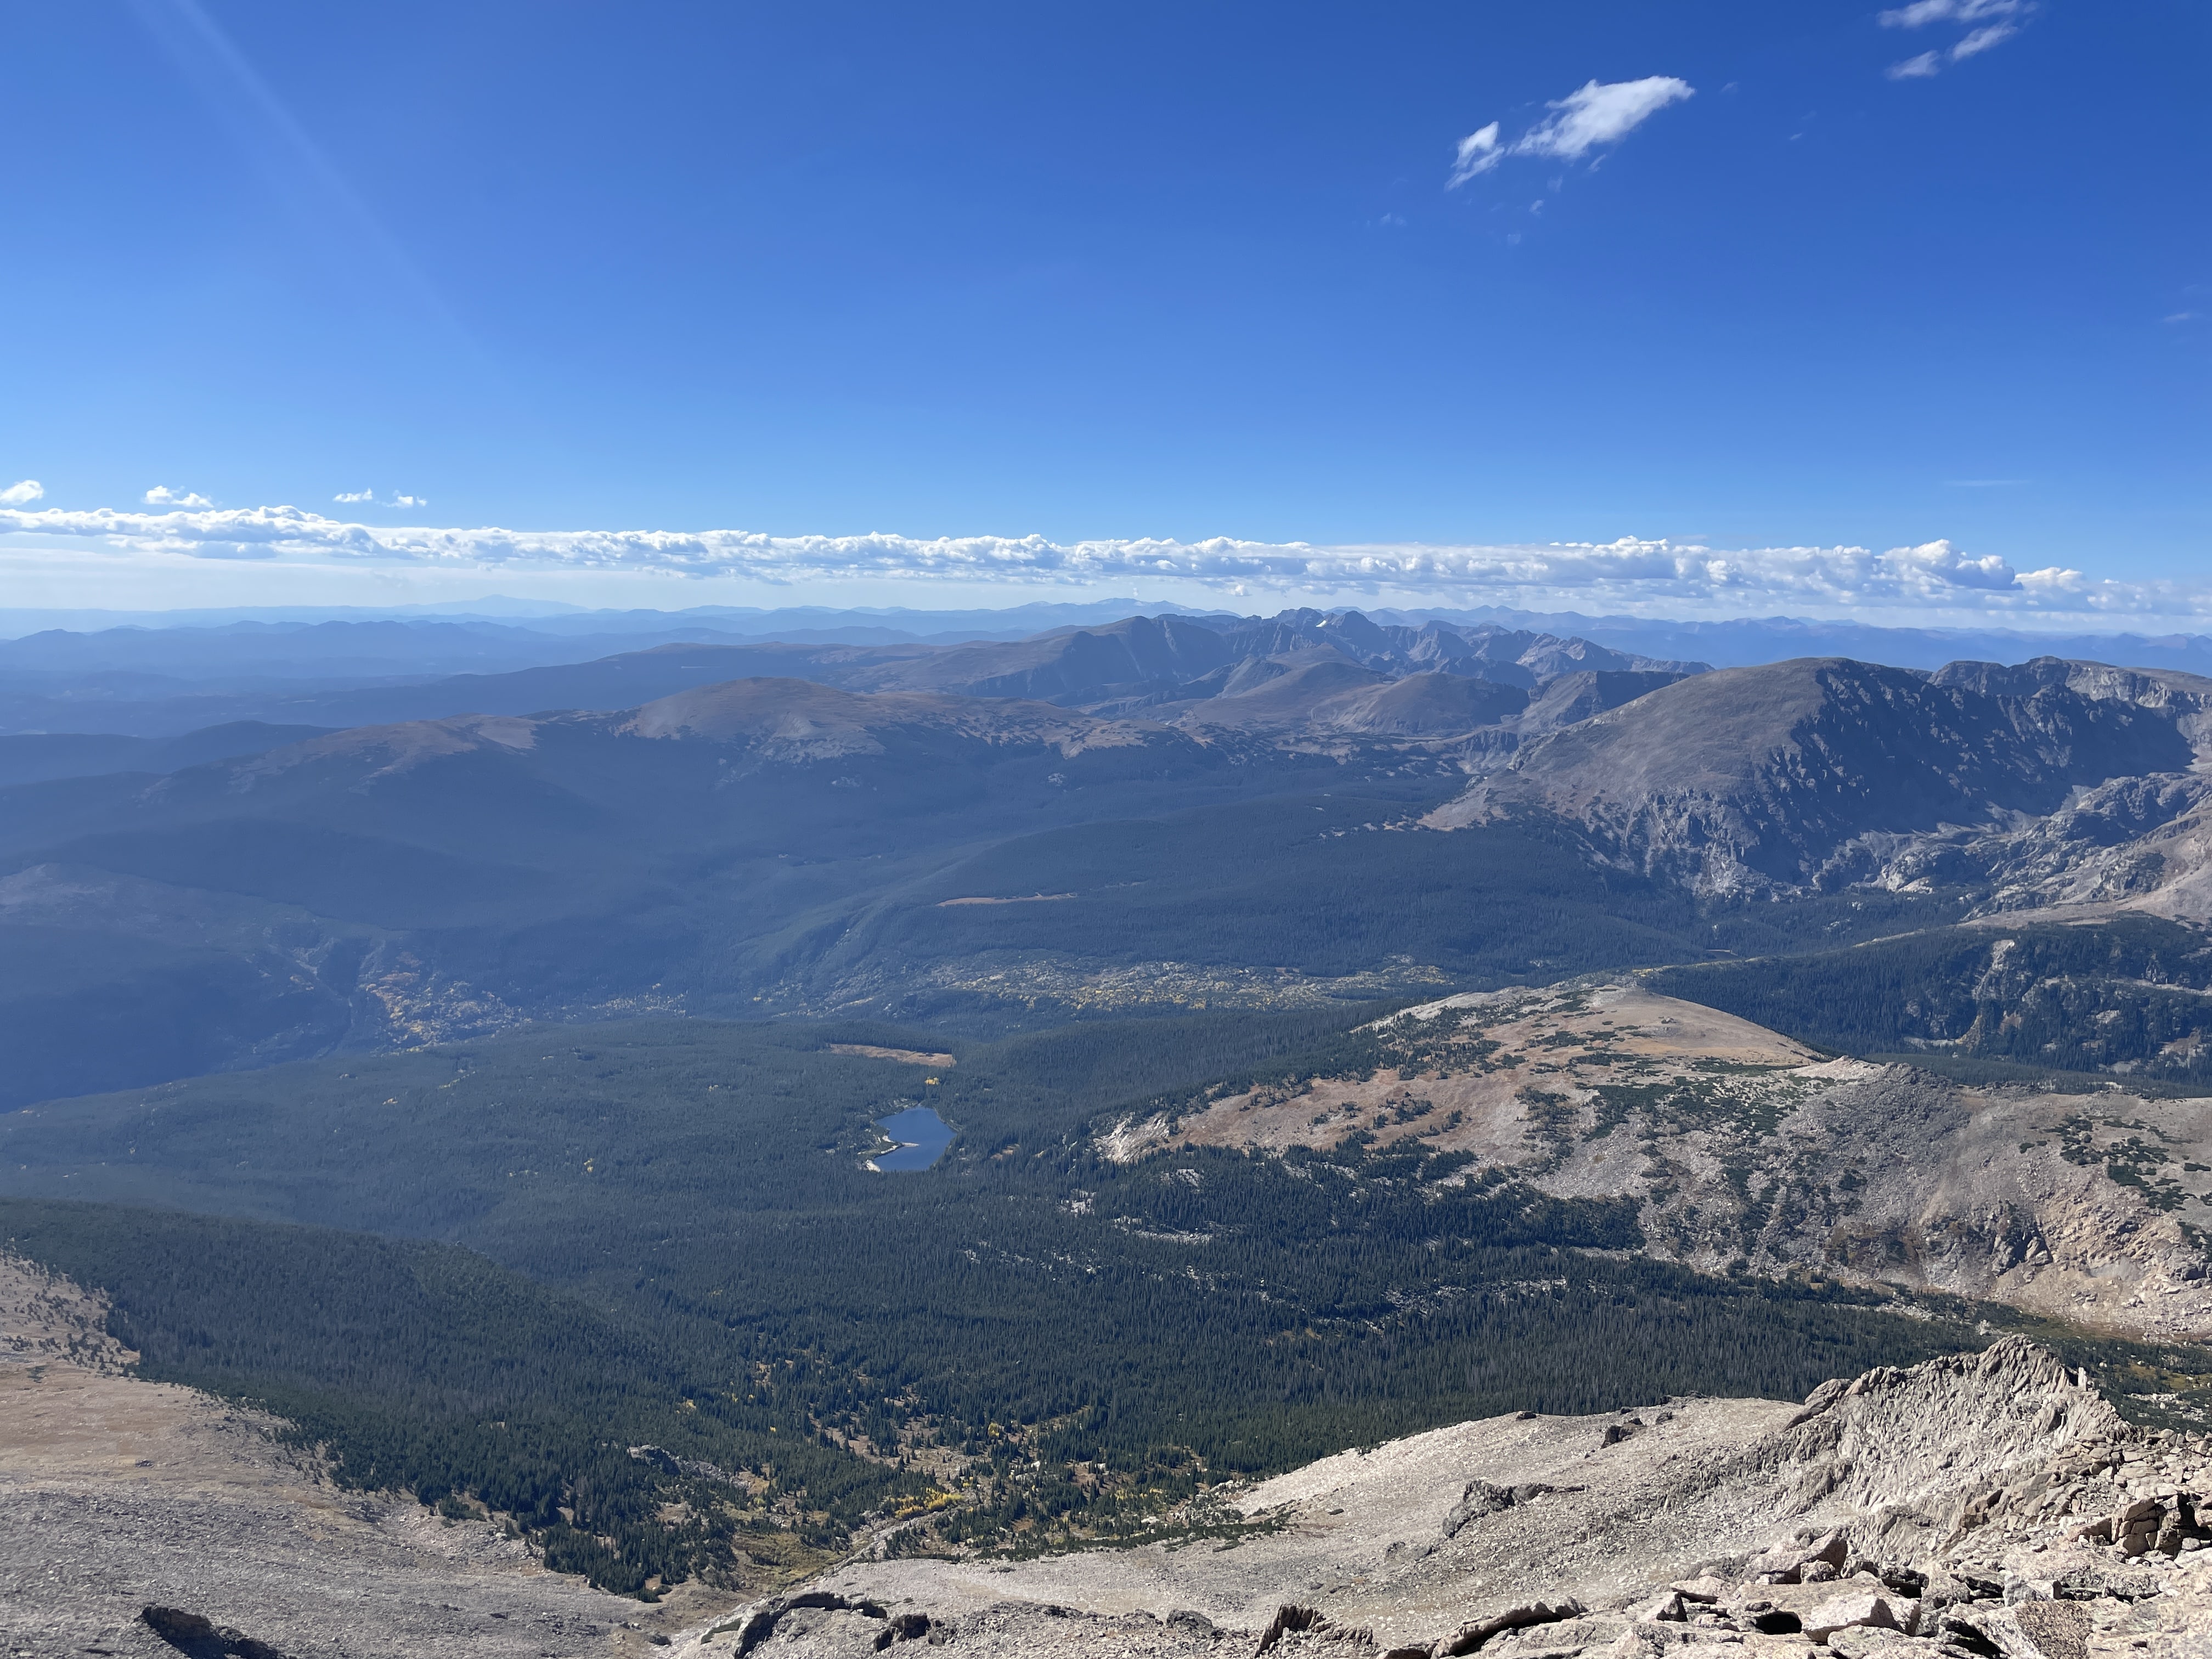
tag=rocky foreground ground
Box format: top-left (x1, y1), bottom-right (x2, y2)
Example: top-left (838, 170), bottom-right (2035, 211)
top-left (8, 1272), bottom-right (2212, 1658)
top-left (669, 1339), bottom-right (2212, 1659)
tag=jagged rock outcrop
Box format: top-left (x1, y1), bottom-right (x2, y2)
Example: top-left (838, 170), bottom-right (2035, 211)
top-left (1765, 1340), bottom-right (2121, 1504)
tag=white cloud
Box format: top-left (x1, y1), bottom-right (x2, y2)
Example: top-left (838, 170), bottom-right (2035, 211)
top-left (1511, 77), bottom-right (1696, 163)
top-left (1879, 0), bottom-right (2020, 26)
top-left (1880, 0), bottom-right (2029, 77)
top-left (334, 489), bottom-right (427, 507)
top-left (0, 501), bottom-right (2193, 622)
top-left (1448, 122), bottom-right (1502, 187)
top-left (1949, 21), bottom-right (2019, 58)
top-left (143, 486), bottom-right (214, 507)
top-left (0, 480), bottom-right (42, 506)
top-left (1449, 77), bottom-right (1692, 188)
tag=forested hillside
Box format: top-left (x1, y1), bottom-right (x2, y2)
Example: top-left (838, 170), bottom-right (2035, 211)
top-left (1651, 914), bottom-right (2212, 1080)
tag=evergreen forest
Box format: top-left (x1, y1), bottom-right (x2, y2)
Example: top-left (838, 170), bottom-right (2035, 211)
top-left (1651, 915), bottom-right (2212, 1081)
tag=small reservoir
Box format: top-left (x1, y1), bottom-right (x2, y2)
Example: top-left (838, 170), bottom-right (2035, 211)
top-left (870, 1105), bottom-right (953, 1171)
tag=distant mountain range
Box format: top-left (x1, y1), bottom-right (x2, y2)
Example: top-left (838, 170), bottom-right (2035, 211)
top-left (0, 609), bottom-right (1713, 1104)
top-left (11, 604), bottom-right (2212, 1108)
top-left (0, 608), bottom-right (1698, 738)
top-left (0, 595), bottom-right (1175, 639)
top-left (12, 599), bottom-right (2212, 742)
top-left (1373, 606), bottom-right (2212, 675)
top-left (12, 595), bottom-right (2212, 676)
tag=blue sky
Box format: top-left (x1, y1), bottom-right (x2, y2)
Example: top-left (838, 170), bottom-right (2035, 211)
top-left (0, 1), bottom-right (2204, 619)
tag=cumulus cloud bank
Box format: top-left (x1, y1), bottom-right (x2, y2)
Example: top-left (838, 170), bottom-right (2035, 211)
top-left (1451, 76), bottom-right (1693, 185)
top-left (143, 486), bottom-right (213, 507)
top-left (0, 500), bottom-right (2187, 622)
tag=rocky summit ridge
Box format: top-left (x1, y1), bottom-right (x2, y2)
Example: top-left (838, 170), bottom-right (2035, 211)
top-left (666, 1339), bottom-right (2212, 1659)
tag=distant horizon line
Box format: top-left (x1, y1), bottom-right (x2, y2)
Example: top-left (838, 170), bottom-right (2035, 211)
top-left (5, 596), bottom-right (2212, 645)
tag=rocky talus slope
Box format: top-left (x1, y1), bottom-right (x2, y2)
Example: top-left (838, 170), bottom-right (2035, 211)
top-left (666, 1340), bottom-right (2212, 1659)
top-left (1105, 981), bottom-right (2212, 1344)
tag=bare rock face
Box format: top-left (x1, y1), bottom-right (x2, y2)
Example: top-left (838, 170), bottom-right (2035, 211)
top-left (676, 1339), bottom-right (2212, 1659)
top-left (1757, 1341), bottom-right (2122, 1519)
top-left (1424, 657), bottom-right (2205, 902)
